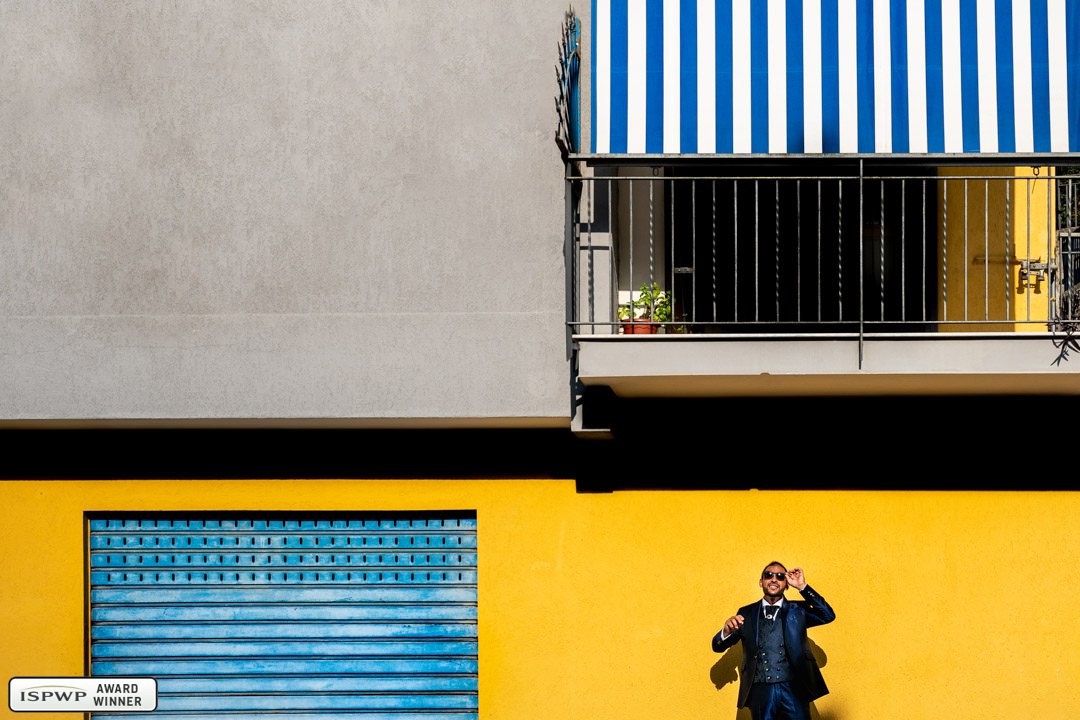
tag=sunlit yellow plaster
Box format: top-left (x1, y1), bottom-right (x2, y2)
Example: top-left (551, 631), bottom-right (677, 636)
top-left (1, 481), bottom-right (1078, 720)
top-left (938, 166), bottom-right (1056, 331)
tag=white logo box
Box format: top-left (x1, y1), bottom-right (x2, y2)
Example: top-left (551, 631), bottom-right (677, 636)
top-left (9, 678), bottom-right (157, 712)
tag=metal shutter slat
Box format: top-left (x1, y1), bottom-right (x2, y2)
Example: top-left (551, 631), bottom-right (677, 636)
top-left (91, 553), bottom-right (476, 568)
top-left (93, 604), bottom-right (477, 622)
top-left (157, 677), bottom-right (478, 693)
top-left (92, 640), bottom-right (477, 657)
top-left (92, 658), bottom-right (478, 676)
top-left (92, 587), bottom-right (476, 602)
top-left (92, 622), bottom-right (477, 639)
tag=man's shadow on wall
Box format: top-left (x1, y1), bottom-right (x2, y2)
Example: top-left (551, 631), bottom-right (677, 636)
top-left (710, 638), bottom-right (834, 720)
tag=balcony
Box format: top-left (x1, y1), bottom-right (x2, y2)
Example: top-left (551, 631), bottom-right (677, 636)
top-left (568, 162), bottom-right (1080, 429)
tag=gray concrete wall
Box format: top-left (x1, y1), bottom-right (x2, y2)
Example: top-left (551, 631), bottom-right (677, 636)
top-left (0, 1), bottom-right (573, 424)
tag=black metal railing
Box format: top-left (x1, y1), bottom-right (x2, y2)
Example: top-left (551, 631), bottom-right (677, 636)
top-left (570, 165), bottom-right (1080, 336)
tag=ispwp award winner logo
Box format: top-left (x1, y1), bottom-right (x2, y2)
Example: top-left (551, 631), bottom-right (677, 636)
top-left (9, 677), bottom-right (157, 712)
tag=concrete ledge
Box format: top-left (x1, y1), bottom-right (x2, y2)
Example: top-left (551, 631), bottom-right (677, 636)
top-left (574, 333), bottom-right (1080, 396)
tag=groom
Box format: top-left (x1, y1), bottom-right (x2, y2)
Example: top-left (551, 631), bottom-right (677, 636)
top-left (712, 563), bottom-right (836, 720)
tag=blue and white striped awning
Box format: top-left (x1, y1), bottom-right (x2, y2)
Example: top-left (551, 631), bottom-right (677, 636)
top-left (590, 0), bottom-right (1080, 155)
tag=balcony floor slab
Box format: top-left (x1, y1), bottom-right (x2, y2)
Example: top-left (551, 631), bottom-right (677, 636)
top-left (574, 333), bottom-right (1080, 397)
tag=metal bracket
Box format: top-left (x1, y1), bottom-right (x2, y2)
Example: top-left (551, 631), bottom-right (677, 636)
top-left (1019, 258), bottom-right (1051, 288)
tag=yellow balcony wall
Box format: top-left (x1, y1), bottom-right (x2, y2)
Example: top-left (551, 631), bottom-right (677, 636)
top-left (937, 166), bottom-right (1055, 332)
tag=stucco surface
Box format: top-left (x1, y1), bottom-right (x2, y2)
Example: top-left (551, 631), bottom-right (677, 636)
top-left (3, 480), bottom-right (1079, 720)
top-left (0, 1), bottom-right (571, 422)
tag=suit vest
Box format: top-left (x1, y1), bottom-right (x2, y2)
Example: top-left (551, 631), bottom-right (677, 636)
top-left (753, 609), bottom-right (791, 684)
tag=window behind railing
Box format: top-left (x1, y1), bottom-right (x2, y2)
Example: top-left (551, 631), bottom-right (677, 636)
top-left (570, 165), bottom-right (1080, 336)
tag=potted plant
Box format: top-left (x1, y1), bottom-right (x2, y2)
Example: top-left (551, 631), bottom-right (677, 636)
top-left (619, 282), bottom-right (672, 334)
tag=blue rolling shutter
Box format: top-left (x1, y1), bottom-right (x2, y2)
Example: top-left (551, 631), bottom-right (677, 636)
top-left (89, 517), bottom-right (477, 720)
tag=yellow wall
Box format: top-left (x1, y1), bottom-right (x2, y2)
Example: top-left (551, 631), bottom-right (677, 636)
top-left (2, 480), bottom-right (1079, 720)
top-left (938, 166), bottom-right (1056, 330)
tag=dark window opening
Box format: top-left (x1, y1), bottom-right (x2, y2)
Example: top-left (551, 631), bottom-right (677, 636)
top-left (666, 163), bottom-right (939, 333)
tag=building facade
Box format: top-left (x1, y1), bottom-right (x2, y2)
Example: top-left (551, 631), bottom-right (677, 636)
top-left (2, 3), bottom-right (1079, 720)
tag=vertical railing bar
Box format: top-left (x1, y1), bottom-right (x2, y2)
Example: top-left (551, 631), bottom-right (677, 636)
top-left (626, 174), bottom-right (630, 323)
top-left (668, 177), bottom-right (674, 330)
top-left (942, 178), bottom-right (949, 323)
top-left (570, 175), bottom-right (578, 334)
top-left (649, 175), bottom-right (656, 320)
top-left (963, 178), bottom-right (969, 321)
top-left (576, 177), bottom-right (584, 334)
top-left (901, 178), bottom-right (906, 322)
top-left (1047, 170), bottom-right (1054, 327)
top-left (1068, 176), bottom-right (1075, 320)
top-left (1026, 176), bottom-right (1032, 322)
top-left (609, 178), bottom-right (617, 331)
top-left (586, 178), bottom-right (594, 330)
top-left (775, 180), bottom-right (781, 322)
top-left (669, 179), bottom-right (678, 330)
top-left (984, 179), bottom-right (989, 320)
top-left (576, 178), bottom-right (585, 330)
top-left (922, 178), bottom-right (927, 321)
top-left (797, 179), bottom-right (802, 323)
top-left (734, 180), bottom-right (739, 322)
top-left (1004, 178), bottom-right (1011, 324)
top-left (712, 179), bottom-right (718, 322)
top-left (879, 179), bottom-right (885, 321)
top-left (858, 159), bottom-right (864, 366)
top-left (690, 179), bottom-right (696, 326)
top-left (1057, 176), bottom-right (1065, 323)
top-left (755, 179), bottom-right (760, 322)
top-left (838, 179), bottom-right (844, 321)
top-left (1063, 177), bottom-right (1069, 322)
top-left (630, 175), bottom-right (635, 321)
top-left (817, 180), bottom-right (823, 322)
top-left (1070, 175), bottom-right (1073, 321)
top-left (1064, 176), bottom-right (1070, 321)
top-left (570, 175), bottom-right (578, 333)
top-left (1070, 175), bottom-right (1075, 321)
top-left (1072, 174), bottom-right (1078, 320)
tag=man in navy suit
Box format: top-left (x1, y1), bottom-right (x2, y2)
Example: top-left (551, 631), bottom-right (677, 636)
top-left (712, 563), bottom-right (836, 720)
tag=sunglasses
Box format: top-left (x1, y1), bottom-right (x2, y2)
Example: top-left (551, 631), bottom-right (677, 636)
top-left (762, 571), bottom-right (788, 581)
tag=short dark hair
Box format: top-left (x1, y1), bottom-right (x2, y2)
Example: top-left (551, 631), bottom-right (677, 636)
top-left (761, 561), bottom-right (787, 576)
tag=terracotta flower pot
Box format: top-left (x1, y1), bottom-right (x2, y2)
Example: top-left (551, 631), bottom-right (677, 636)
top-left (620, 319), bottom-right (659, 334)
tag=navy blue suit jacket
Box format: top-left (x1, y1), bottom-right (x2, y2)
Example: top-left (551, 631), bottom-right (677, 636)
top-left (712, 585), bottom-right (836, 709)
